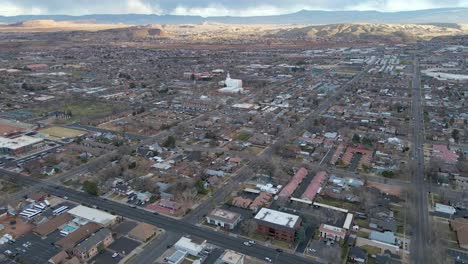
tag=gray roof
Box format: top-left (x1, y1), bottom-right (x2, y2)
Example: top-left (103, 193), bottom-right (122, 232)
top-left (369, 231), bottom-right (395, 245)
top-left (75, 228), bottom-right (111, 253)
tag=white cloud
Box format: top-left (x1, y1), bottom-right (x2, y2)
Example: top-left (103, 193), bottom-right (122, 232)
top-left (0, 0), bottom-right (467, 16)
top-left (126, 0), bottom-right (161, 14)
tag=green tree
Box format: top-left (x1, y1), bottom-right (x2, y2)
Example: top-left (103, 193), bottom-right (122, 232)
top-left (195, 180), bottom-right (208, 195)
top-left (97, 242), bottom-right (105, 253)
top-left (163, 136), bottom-right (176, 149)
top-left (382, 171), bottom-right (395, 178)
top-left (296, 227), bottom-right (306, 243)
top-left (352, 134), bottom-right (361, 144)
top-left (452, 129), bottom-right (460, 142)
top-left (83, 180), bottom-right (99, 196)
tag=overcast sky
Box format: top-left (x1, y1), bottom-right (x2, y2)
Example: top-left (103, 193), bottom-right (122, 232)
top-left (2, 0), bottom-right (468, 17)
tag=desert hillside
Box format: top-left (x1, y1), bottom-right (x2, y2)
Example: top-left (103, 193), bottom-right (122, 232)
top-left (274, 23), bottom-right (468, 42)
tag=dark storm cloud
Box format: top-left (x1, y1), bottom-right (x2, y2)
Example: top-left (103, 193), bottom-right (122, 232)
top-left (1, 0), bottom-right (468, 16)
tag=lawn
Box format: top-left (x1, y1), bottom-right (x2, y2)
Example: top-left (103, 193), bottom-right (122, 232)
top-left (361, 245), bottom-right (381, 255)
top-left (315, 197), bottom-right (360, 212)
top-left (355, 218), bottom-right (369, 228)
top-left (36, 100), bottom-right (119, 124)
top-left (271, 239), bottom-right (292, 249)
top-left (39, 126), bottom-right (86, 138)
top-left (236, 133), bottom-right (251, 141)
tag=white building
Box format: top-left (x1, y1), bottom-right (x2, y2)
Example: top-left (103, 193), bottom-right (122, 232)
top-left (435, 203), bottom-right (456, 215)
top-left (219, 73), bottom-right (243, 94)
top-left (174, 237), bottom-right (206, 256)
top-left (67, 205), bottom-right (118, 226)
top-left (206, 209), bottom-right (241, 230)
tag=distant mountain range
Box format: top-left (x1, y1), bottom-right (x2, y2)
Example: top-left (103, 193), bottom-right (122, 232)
top-left (1, 8), bottom-right (468, 25)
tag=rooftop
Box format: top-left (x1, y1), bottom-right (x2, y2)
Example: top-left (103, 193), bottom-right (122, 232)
top-left (207, 209), bottom-right (241, 224)
top-left (0, 135), bottom-right (43, 150)
top-left (75, 228), bottom-right (112, 253)
top-left (67, 205), bottom-right (117, 226)
top-left (254, 208), bottom-right (300, 229)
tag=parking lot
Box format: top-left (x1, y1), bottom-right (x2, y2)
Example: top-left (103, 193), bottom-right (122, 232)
top-left (112, 220), bottom-right (138, 237)
top-left (91, 249), bottom-right (123, 264)
top-left (108, 237), bottom-right (141, 255)
top-left (306, 238), bottom-right (342, 262)
top-left (0, 232), bottom-right (60, 264)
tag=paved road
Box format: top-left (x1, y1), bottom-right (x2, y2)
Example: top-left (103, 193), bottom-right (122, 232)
top-left (410, 58), bottom-right (430, 264)
top-left (0, 169), bottom-right (317, 264)
top-left (130, 231), bottom-right (180, 264)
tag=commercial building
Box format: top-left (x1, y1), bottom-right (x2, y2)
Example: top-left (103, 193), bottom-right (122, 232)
top-left (128, 223), bottom-right (158, 242)
top-left (319, 224), bottom-right (346, 241)
top-left (254, 208), bottom-right (301, 242)
top-left (220, 250), bottom-right (245, 264)
top-left (206, 209), bottom-right (242, 230)
top-left (0, 135), bottom-right (43, 156)
top-left (67, 205), bottom-right (118, 227)
top-left (174, 237), bottom-right (206, 256)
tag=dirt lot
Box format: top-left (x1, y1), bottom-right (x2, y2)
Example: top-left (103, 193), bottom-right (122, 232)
top-left (0, 216), bottom-right (33, 238)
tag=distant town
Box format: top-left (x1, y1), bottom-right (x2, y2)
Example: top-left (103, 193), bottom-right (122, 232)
top-left (0, 9), bottom-right (467, 264)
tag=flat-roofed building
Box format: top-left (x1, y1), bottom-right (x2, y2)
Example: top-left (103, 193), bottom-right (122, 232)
top-left (319, 224), bottom-right (346, 241)
top-left (206, 209), bottom-right (242, 230)
top-left (0, 135), bottom-right (43, 156)
top-left (220, 250), bottom-right (245, 264)
top-left (67, 205), bottom-right (118, 227)
top-left (254, 208), bottom-right (301, 242)
top-left (174, 237), bottom-right (206, 256)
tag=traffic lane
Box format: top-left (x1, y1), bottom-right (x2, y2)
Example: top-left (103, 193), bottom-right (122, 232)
top-left (46, 187), bottom-right (316, 264)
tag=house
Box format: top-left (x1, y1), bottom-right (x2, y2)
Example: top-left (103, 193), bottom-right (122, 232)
top-left (249, 192), bottom-right (273, 212)
top-left (349, 247), bottom-right (368, 263)
top-left (205, 169), bottom-right (225, 177)
top-left (42, 166), bottom-right (56, 176)
top-left (254, 208), bottom-right (301, 242)
top-left (206, 209), bottom-right (242, 230)
top-left (73, 228), bottom-right (113, 261)
top-left (136, 191), bottom-right (152, 203)
top-left (319, 224), bottom-right (347, 241)
top-left (369, 206), bottom-right (394, 219)
top-left (450, 218), bottom-right (468, 250)
top-left (369, 218), bottom-right (397, 233)
top-left (369, 231), bottom-right (396, 245)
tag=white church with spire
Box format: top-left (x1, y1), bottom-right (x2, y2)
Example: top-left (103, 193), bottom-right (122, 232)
top-left (218, 72), bottom-right (244, 93)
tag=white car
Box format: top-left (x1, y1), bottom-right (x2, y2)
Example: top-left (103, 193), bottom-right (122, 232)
top-left (112, 253), bottom-right (118, 258)
top-left (265, 257), bottom-right (272, 262)
top-left (248, 240), bottom-right (256, 245)
top-left (243, 242), bottom-right (251, 246)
